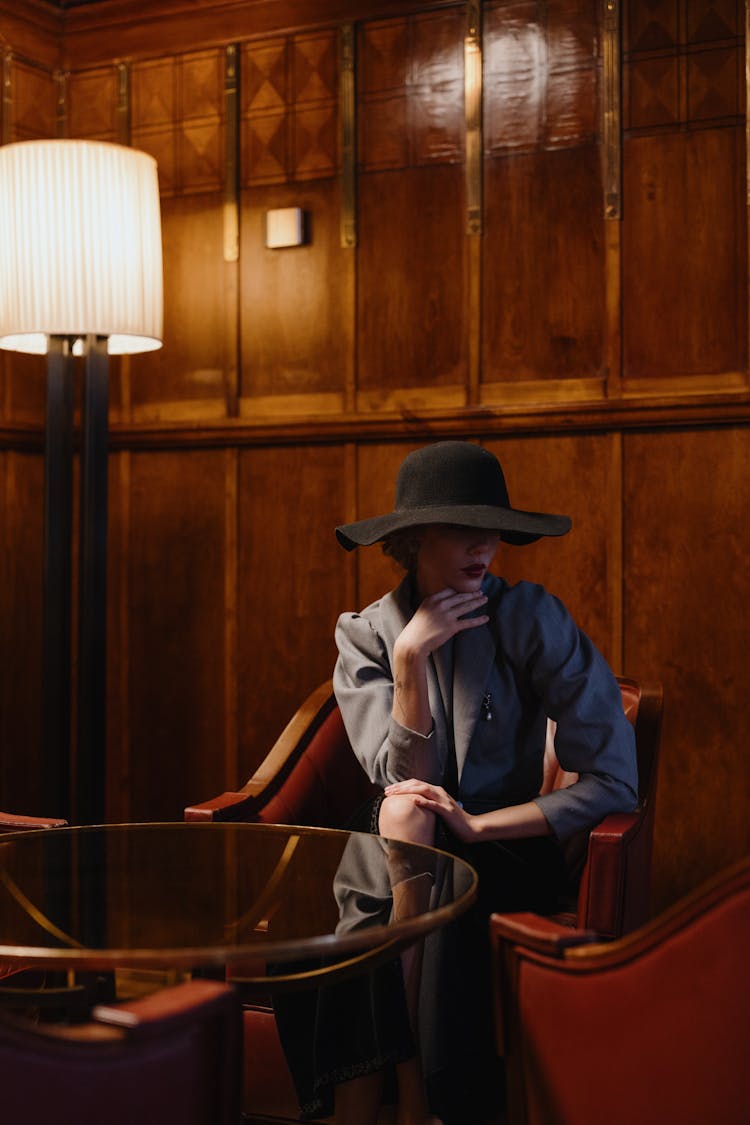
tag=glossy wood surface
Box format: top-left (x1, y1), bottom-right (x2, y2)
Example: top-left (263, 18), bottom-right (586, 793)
top-left (0, 0), bottom-right (748, 920)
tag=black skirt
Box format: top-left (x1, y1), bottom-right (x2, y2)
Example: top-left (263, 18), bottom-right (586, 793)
top-left (273, 796), bottom-right (571, 1122)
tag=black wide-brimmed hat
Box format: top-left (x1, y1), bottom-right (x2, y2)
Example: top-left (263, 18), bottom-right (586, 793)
top-left (335, 441), bottom-right (571, 550)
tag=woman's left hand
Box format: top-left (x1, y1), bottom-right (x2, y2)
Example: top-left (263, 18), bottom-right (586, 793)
top-left (383, 780), bottom-right (476, 842)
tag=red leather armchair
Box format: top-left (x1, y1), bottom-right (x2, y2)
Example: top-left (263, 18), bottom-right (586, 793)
top-left (490, 857), bottom-right (750, 1125)
top-left (0, 979), bottom-right (242, 1125)
top-left (186, 676), bottom-right (662, 1122)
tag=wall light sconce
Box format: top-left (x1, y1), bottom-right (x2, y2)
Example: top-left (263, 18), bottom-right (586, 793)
top-left (0, 139), bottom-right (163, 823)
top-left (265, 207), bottom-right (306, 248)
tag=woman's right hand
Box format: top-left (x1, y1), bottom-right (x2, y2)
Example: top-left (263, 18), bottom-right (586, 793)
top-left (395, 587), bottom-right (488, 660)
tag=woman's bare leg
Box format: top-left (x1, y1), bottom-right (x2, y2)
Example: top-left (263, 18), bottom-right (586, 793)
top-left (335, 1069), bottom-right (385, 1125)
top-left (379, 795), bottom-right (443, 1125)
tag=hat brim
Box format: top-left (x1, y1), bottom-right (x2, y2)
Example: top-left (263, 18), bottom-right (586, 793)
top-left (335, 505), bottom-right (571, 551)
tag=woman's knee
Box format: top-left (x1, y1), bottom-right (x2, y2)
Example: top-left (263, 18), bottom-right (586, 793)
top-left (378, 793), bottom-right (436, 845)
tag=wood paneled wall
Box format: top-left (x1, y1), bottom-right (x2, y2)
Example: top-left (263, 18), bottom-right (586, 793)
top-left (0, 0), bottom-right (748, 914)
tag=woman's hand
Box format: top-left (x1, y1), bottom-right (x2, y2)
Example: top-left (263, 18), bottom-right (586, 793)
top-left (384, 779), bottom-right (477, 843)
top-left (395, 588), bottom-right (488, 661)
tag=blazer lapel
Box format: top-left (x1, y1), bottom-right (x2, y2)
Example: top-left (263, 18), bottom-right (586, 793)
top-left (452, 621), bottom-right (496, 779)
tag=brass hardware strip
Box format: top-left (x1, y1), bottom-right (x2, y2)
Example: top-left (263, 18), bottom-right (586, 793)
top-left (746, 0), bottom-right (750, 206)
top-left (223, 44), bottom-right (240, 264)
top-left (1, 50), bottom-right (12, 145)
top-left (465, 1), bottom-right (482, 235)
top-left (117, 61), bottom-right (130, 145)
top-left (54, 68), bottom-right (68, 138)
top-left (602, 0), bottom-right (622, 220)
top-left (339, 23), bottom-right (357, 249)
top-left (465, 3), bottom-right (483, 405)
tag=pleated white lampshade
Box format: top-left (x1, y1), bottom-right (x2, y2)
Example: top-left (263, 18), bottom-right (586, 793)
top-left (0, 139), bottom-right (163, 355)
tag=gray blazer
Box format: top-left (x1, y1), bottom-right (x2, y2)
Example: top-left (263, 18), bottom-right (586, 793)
top-left (333, 573), bottom-right (638, 842)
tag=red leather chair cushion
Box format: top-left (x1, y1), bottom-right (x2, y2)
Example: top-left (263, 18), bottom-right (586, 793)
top-left (257, 706), bottom-right (378, 829)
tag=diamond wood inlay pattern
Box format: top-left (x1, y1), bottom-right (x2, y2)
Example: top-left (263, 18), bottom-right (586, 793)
top-left (625, 0), bottom-right (743, 131)
top-left (131, 49), bottom-right (224, 196)
top-left (242, 31), bottom-right (338, 185)
top-left (66, 66), bottom-right (120, 140)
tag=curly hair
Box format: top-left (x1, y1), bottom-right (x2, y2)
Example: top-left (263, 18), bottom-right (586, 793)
top-left (381, 527), bottom-right (424, 572)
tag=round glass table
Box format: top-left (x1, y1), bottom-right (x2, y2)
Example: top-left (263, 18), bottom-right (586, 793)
top-left (0, 822), bottom-right (477, 988)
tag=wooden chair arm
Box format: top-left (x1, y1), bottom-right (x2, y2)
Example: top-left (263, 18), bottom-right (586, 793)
top-left (0, 811), bottom-right (67, 831)
top-left (184, 680), bottom-right (336, 822)
top-left (184, 790), bottom-right (262, 822)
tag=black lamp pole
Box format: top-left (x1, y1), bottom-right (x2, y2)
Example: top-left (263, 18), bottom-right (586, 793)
top-left (42, 337), bottom-right (74, 823)
top-left (76, 335), bottom-right (109, 826)
top-left (42, 333), bottom-right (109, 826)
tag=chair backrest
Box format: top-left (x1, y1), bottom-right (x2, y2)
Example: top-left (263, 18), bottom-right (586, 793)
top-left (254, 685), bottom-right (378, 827)
top-left (0, 980), bottom-right (242, 1125)
top-left (491, 857), bottom-right (750, 1125)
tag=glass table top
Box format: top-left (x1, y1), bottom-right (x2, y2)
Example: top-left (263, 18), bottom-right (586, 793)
top-left (0, 822), bottom-right (477, 978)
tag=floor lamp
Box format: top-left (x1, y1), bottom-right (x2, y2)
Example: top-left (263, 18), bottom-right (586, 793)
top-left (0, 140), bottom-right (163, 824)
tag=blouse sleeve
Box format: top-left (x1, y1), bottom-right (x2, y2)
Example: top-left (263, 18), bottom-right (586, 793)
top-left (501, 584), bottom-right (639, 840)
top-left (333, 611), bottom-right (440, 789)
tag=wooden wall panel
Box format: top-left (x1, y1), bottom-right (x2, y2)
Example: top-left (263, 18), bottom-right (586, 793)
top-left (241, 31), bottom-right (339, 186)
top-left (622, 0), bottom-right (746, 387)
top-left (482, 0), bottom-right (603, 393)
top-left (125, 450), bottom-right (230, 820)
top-left (237, 444), bottom-right (353, 783)
top-left (129, 195), bottom-right (230, 419)
top-left (67, 64), bottom-right (120, 141)
top-left (356, 8), bottom-right (466, 408)
top-left (623, 427), bottom-right (750, 910)
top-left (357, 165), bottom-right (467, 403)
top-left (9, 57), bottom-right (57, 140)
top-left (0, 451), bottom-right (44, 813)
top-left (240, 179), bottom-right (351, 408)
top-left (482, 146), bottom-right (606, 389)
top-left (622, 127), bottom-right (746, 381)
top-left (1, 355), bottom-right (45, 425)
top-left (0, 54), bottom-right (56, 425)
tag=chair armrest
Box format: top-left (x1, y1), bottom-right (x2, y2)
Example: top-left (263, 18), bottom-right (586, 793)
top-left (92, 980), bottom-right (236, 1040)
top-left (0, 811), bottom-right (67, 831)
top-left (184, 790), bottom-right (262, 823)
top-left (579, 808), bottom-right (652, 937)
top-left (489, 912), bottom-right (599, 958)
top-left (184, 680), bottom-right (337, 823)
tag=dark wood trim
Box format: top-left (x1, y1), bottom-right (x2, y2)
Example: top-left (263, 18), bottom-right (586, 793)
top-left (5, 389), bottom-right (750, 453)
top-left (104, 392), bottom-right (750, 448)
top-left (0, 2), bottom-right (61, 68)
top-left (60, 0), bottom-right (461, 67)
